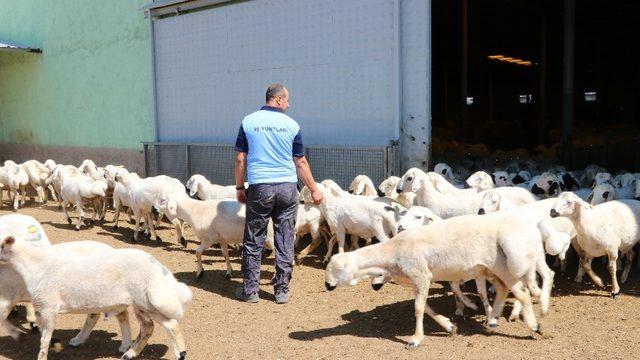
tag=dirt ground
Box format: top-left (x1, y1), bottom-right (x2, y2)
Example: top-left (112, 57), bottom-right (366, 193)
top-left (2, 204), bottom-right (640, 360)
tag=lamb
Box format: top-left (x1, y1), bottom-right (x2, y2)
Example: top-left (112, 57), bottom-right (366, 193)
top-left (58, 169), bottom-right (108, 230)
top-left (433, 162), bottom-right (461, 185)
top-left (525, 172), bottom-right (560, 197)
top-left (0, 164), bottom-right (29, 210)
top-left (155, 192), bottom-right (275, 279)
top-left (325, 213), bottom-right (545, 349)
top-left (112, 172), bottom-right (141, 228)
top-left (19, 160), bottom-right (52, 206)
top-left (0, 214), bottom-right (132, 351)
top-left (509, 170), bottom-right (531, 186)
top-left (465, 171), bottom-right (496, 191)
top-left (579, 164), bottom-right (607, 188)
top-left (550, 192), bottom-right (640, 297)
top-left (294, 203), bottom-right (330, 261)
top-left (492, 171), bottom-right (511, 187)
top-left (397, 168), bottom-right (536, 219)
top-left (301, 183), bottom-right (397, 262)
top-left (46, 164), bottom-right (82, 209)
top-left (348, 175), bottom-right (377, 196)
top-left (185, 174), bottom-right (237, 200)
top-left (377, 176), bottom-right (416, 208)
top-left (0, 236), bottom-right (191, 360)
top-left (129, 175), bottom-right (186, 245)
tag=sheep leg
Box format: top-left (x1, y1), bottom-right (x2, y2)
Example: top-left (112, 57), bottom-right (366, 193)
top-left (486, 280), bottom-right (508, 328)
top-left (450, 281), bottom-right (477, 316)
top-left (406, 274), bottom-right (428, 349)
top-left (581, 256), bottom-right (604, 288)
top-left (151, 315), bottom-right (186, 360)
top-left (536, 256), bottom-right (555, 317)
top-left (91, 198), bottom-right (100, 223)
top-left (195, 237), bottom-right (217, 279)
top-left (475, 277), bottom-right (493, 321)
top-left (336, 229), bottom-right (347, 254)
top-left (296, 234), bottom-right (322, 260)
top-left (220, 243), bottom-right (233, 280)
top-left (620, 249), bottom-right (634, 284)
top-left (25, 302), bottom-right (38, 330)
top-left (113, 197), bottom-right (121, 228)
top-left (349, 236), bottom-right (360, 251)
top-left (122, 308), bottom-right (154, 360)
top-left (607, 250), bottom-right (621, 297)
top-left (12, 189), bottom-right (20, 210)
top-left (171, 218), bottom-right (186, 247)
top-left (19, 186), bottom-right (27, 207)
top-left (75, 201), bottom-right (84, 230)
top-left (0, 299), bottom-right (23, 340)
top-left (62, 201), bottom-right (72, 225)
top-left (115, 310), bottom-right (132, 353)
top-left (35, 311), bottom-right (56, 360)
top-left (132, 211), bottom-right (142, 242)
top-left (146, 213), bottom-right (161, 242)
top-left (47, 184), bottom-right (57, 202)
top-left (510, 281), bottom-right (540, 334)
top-left (69, 314), bottom-right (100, 347)
top-left (323, 234), bottom-right (338, 263)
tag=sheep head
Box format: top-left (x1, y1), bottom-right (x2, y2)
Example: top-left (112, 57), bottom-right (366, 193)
top-left (397, 206), bottom-right (441, 232)
top-left (378, 176), bottom-right (400, 197)
top-left (397, 168), bottom-right (426, 194)
top-left (550, 192), bottom-right (587, 218)
top-left (478, 190), bottom-right (502, 215)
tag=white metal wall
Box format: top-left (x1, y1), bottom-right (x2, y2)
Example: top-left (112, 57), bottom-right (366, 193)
top-left (153, 0), bottom-right (400, 146)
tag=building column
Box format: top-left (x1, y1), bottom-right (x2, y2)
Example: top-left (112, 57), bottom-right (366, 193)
top-left (562, 0), bottom-right (575, 165)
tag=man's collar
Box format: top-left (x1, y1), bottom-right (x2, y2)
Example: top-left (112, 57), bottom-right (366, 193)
top-left (261, 105), bottom-right (283, 113)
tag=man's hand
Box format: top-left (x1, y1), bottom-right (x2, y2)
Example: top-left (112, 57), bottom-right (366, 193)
top-left (237, 189), bottom-right (247, 204)
top-left (311, 189), bottom-right (323, 205)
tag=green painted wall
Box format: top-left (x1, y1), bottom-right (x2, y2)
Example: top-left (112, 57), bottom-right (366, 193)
top-left (0, 0), bottom-right (153, 150)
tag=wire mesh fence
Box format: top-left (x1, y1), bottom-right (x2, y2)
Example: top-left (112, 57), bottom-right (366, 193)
top-left (143, 142), bottom-right (401, 189)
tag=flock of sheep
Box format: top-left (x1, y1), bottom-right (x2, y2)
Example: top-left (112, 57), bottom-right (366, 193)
top-left (1, 157), bottom-right (640, 357)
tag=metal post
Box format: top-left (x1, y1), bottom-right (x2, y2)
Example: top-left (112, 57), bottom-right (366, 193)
top-left (539, 15), bottom-right (547, 145)
top-left (185, 145), bottom-right (191, 181)
top-left (148, 12), bottom-right (160, 142)
top-left (460, 0), bottom-right (468, 142)
top-left (143, 143), bottom-right (149, 177)
top-left (562, 0), bottom-right (575, 166)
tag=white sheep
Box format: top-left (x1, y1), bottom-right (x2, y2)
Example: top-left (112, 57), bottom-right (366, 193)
top-left (550, 192), bottom-right (640, 297)
top-left (397, 169), bottom-right (536, 219)
top-left (508, 170), bottom-right (531, 186)
top-left (0, 164), bottom-right (28, 210)
top-left (433, 162), bottom-right (461, 184)
top-left (18, 160), bottom-right (52, 206)
top-left (492, 171), bottom-right (511, 187)
top-left (46, 164), bottom-right (82, 209)
top-left (294, 203), bottom-right (330, 261)
top-left (378, 176), bottom-right (417, 208)
top-left (155, 192), bottom-right (275, 279)
top-left (112, 172), bottom-right (141, 228)
top-left (348, 175), bottom-right (377, 196)
top-left (0, 236), bottom-right (192, 360)
top-left (129, 175), bottom-right (186, 245)
top-left (59, 169), bottom-right (108, 230)
top-left (579, 164), bottom-right (607, 188)
top-left (0, 214), bottom-right (132, 351)
top-left (325, 213), bottom-right (545, 349)
top-left (301, 183), bottom-right (397, 262)
top-left (185, 174), bottom-right (237, 200)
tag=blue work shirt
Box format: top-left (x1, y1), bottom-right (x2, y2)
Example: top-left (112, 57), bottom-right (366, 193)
top-left (234, 106), bottom-right (304, 185)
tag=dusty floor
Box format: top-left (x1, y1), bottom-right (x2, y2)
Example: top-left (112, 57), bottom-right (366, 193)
top-left (1, 203), bottom-right (640, 360)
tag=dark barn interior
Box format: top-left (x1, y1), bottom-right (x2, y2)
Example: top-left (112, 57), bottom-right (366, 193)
top-left (431, 0), bottom-right (640, 172)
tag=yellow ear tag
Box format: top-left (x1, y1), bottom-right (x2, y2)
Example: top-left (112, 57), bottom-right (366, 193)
top-left (28, 226), bottom-right (38, 233)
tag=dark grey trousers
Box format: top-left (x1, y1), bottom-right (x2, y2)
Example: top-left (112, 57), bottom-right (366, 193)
top-left (242, 182), bottom-right (299, 295)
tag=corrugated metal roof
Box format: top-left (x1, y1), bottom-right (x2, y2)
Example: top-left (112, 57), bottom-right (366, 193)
top-left (0, 40), bottom-right (41, 53)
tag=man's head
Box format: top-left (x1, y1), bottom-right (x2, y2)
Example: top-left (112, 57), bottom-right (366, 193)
top-left (265, 83), bottom-right (289, 112)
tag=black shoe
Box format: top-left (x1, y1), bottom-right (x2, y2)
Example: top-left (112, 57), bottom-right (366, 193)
top-left (234, 287), bottom-right (259, 303)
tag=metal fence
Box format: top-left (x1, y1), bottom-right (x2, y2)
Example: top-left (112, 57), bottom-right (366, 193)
top-left (143, 142), bottom-right (401, 189)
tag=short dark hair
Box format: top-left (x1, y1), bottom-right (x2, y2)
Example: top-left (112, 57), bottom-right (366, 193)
top-left (266, 83), bottom-right (287, 102)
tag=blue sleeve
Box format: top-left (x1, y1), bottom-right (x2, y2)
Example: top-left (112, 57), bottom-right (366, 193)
top-left (292, 129), bottom-right (304, 157)
top-left (233, 125), bottom-right (248, 153)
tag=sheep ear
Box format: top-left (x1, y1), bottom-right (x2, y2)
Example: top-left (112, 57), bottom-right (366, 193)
top-left (189, 184), bottom-right (198, 197)
top-left (2, 235), bottom-right (16, 247)
top-left (603, 191), bottom-right (609, 200)
top-left (587, 193), bottom-right (594, 203)
top-left (411, 177), bottom-right (421, 192)
top-left (590, 179), bottom-right (595, 188)
top-left (441, 168), bottom-right (448, 175)
top-left (355, 181), bottom-right (365, 195)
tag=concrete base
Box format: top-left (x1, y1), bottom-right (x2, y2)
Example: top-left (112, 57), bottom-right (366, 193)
top-left (0, 143), bottom-right (145, 174)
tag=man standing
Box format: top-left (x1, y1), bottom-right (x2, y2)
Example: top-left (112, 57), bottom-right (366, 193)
top-left (234, 83), bottom-right (323, 304)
